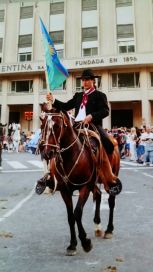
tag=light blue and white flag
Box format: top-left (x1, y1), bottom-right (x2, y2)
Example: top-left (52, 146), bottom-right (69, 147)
top-left (39, 17), bottom-right (69, 90)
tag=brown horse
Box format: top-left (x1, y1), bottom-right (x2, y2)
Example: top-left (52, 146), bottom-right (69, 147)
top-left (37, 107), bottom-right (122, 255)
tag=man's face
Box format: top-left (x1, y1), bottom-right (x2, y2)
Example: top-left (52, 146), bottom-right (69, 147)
top-left (82, 78), bottom-right (94, 90)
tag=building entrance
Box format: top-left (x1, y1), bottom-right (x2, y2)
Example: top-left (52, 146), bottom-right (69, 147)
top-left (111, 109), bottom-right (133, 128)
top-left (9, 112), bottom-right (20, 124)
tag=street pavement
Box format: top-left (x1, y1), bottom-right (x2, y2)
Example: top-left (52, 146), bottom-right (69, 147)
top-left (0, 152), bottom-right (153, 272)
top-left (0, 151), bottom-right (44, 172)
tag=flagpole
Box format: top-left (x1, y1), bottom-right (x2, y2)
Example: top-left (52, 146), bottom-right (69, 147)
top-left (39, 17), bottom-right (69, 109)
top-left (44, 65), bottom-right (52, 110)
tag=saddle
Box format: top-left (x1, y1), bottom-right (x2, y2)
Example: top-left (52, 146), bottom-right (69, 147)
top-left (76, 125), bottom-right (118, 192)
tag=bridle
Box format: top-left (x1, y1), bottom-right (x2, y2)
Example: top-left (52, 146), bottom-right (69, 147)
top-left (41, 111), bottom-right (96, 186)
top-left (41, 112), bottom-right (65, 152)
top-left (42, 112), bottom-right (83, 153)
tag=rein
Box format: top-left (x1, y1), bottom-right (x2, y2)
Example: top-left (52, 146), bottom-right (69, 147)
top-left (55, 133), bottom-right (95, 186)
top-left (42, 113), bottom-right (64, 151)
top-left (42, 112), bottom-right (96, 187)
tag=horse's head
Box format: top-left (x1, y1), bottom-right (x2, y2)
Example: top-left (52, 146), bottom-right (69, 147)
top-left (40, 108), bottom-right (70, 160)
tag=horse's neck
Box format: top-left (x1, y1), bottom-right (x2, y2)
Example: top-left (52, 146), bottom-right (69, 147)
top-left (61, 125), bottom-right (82, 151)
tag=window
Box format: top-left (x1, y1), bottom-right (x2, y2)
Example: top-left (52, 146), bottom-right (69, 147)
top-left (117, 24), bottom-right (134, 39)
top-left (116, 0), bottom-right (132, 7)
top-left (0, 10), bottom-right (5, 22)
top-left (82, 27), bottom-right (98, 42)
top-left (42, 78), bottom-right (66, 91)
top-left (118, 41), bottom-right (135, 53)
top-left (50, 31), bottom-right (64, 44)
top-left (112, 73), bottom-right (140, 88)
top-left (76, 78), bottom-right (83, 92)
top-left (0, 38), bottom-right (3, 53)
top-left (119, 45), bottom-right (135, 53)
top-left (83, 47), bottom-right (98, 56)
top-left (50, 2), bottom-right (64, 15)
top-left (150, 72), bottom-right (153, 87)
top-left (11, 80), bottom-right (33, 93)
top-left (75, 76), bottom-right (101, 92)
top-left (18, 52), bottom-right (32, 62)
top-left (20, 6), bottom-right (33, 19)
top-left (0, 57), bottom-right (2, 63)
top-left (57, 49), bottom-right (64, 59)
top-left (42, 79), bottom-right (47, 90)
top-left (18, 34), bottom-right (32, 48)
top-left (82, 0), bottom-right (97, 11)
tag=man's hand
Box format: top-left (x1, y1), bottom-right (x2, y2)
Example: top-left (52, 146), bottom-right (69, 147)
top-left (46, 92), bottom-right (54, 103)
top-left (83, 114), bottom-right (92, 125)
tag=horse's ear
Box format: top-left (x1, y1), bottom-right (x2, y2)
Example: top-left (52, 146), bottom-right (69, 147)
top-left (41, 103), bottom-right (48, 112)
top-left (61, 111), bottom-right (70, 127)
top-left (40, 111), bottom-right (46, 122)
top-left (63, 110), bottom-right (69, 118)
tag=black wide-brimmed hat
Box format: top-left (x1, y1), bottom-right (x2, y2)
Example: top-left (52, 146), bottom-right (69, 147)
top-left (81, 69), bottom-right (95, 80)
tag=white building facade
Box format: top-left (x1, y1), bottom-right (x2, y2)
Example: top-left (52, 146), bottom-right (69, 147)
top-left (1, 0), bottom-right (153, 132)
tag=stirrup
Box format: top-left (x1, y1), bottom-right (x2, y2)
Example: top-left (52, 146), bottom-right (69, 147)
top-left (35, 174), bottom-right (49, 195)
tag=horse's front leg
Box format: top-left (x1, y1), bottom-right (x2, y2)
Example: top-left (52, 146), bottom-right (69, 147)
top-left (60, 190), bottom-right (77, 256)
top-left (74, 186), bottom-right (92, 253)
top-left (104, 194), bottom-right (115, 239)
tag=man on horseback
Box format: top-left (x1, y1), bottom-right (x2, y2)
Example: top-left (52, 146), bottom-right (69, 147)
top-left (47, 69), bottom-right (114, 154)
top-left (36, 69), bottom-right (120, 194)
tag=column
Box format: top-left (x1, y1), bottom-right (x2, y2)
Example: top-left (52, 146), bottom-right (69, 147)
top-left (1, 80), bottom-right (9, 125)
top-left (140, 69), bottom-right (151, 126)
top-left (101, 71), bottom-right (111, 130)
top-left (32, 77), bottom-right (41, 132)
top-left (141, 100), bottom-right (151, 127)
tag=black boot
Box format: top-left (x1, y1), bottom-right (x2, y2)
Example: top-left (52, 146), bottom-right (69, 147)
top-left (97, 126), bottom-right (114, 155)
top-left (35, 174), bottom-right (49, 195)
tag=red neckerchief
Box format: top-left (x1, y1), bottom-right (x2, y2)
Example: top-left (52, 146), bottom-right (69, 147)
top-left (81, 87), bottom-right (95, 108)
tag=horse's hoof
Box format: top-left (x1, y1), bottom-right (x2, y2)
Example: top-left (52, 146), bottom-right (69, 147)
top-left (82, 238), bottom-right (93, 252)
top-left (104, 232), bottom-right (113, 239)
top-left (66, 249), bottom-right (77, 256)
top-left (66, 245), bottom-right (77, 256)
top-left (95, 229), bottom-right (104, 238)
top-left (108, 178), bottom-right (122, 196)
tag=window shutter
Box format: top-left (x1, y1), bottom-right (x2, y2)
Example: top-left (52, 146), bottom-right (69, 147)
top-left (50, 2), bottom-right (64, 15)
top-left (82, 27), bottom-right (97, 42)
top-left (116, 0), bottom-right (132, 7)
top-left (50, 31), bottom-right (64, 44)
top-left (20, 6), bottom-right (33, 19)
top-left (0, 10), bottom-right (5, 22)
top-left (0, 38), bottom-right (3, 53)
top-left (117, 24), bottom-right (134, 38)
top-left (18, 34), bottom-right (32, 48)
top-left (82, 0), bottom-right (97, 11)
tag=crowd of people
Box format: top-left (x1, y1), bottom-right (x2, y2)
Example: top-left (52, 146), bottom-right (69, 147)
top-left (2, 124), bottom-right (41, 155)
top-left (109, 125), bottom-right (153, 166)
top-left (1, 122), bottom-right (153, 167)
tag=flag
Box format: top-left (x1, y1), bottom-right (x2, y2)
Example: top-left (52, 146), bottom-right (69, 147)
top-left (39, 17), bottom-right (69, 90)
